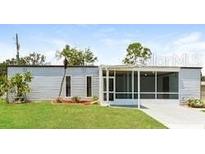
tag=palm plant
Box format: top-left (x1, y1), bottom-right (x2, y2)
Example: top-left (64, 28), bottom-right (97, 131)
top-left (58, 58), bottom-right (68, 97)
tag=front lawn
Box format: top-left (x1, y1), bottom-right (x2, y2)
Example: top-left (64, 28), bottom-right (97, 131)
top-left (0, 100), bottom-right (166, 128)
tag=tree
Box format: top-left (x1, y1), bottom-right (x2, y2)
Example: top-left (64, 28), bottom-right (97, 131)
top-left (58, 58), bottom-right (68, 97)
top-left (123, 42), bottom-right (152, 65)
top-left (56, 45), bottom-right (97, 66)
top-left (0, 52), bottom-right (47, 76)
top-left (56, 45), bottom-right (97, 98)
top-left (22, 52), bottom-right (46, 65)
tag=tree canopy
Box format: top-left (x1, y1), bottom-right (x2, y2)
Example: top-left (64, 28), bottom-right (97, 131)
top-left (22, 52), bottom-right (46, 65)
top-left (123, 42), bottom-right (152, 65)
top-left (0, 52), bottom-right (47, 76)
top-left (56, 45), bottom-right (98, 66)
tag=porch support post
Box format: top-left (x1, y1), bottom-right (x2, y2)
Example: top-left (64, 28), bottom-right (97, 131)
top-left (99, 66), bottom-right (103, 105)
top-left (138, 70), bottom-right (140, 109)
top-left (132, 70), bottom-right (134, 99)
top-left (106, 68), bottom-right (109, 105)
top-left (155, 72), bottom-right (157, 99)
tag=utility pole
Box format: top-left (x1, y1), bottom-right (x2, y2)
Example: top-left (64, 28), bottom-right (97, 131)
top-left (16, 33), bottom-right (20, 64)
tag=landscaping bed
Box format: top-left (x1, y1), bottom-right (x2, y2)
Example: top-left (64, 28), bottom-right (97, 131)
top-left (53, 97), bottom-right (99, 105)
top-left (186, 98), bottom-right (205, 108)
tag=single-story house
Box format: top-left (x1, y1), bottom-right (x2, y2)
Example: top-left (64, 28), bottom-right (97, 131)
top-left (7, 65), bottom-right (202, 107)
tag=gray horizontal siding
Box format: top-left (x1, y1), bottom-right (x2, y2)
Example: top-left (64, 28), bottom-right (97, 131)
top-left (8, 67), bottom-right (99, 77)
top-left (180, 68), bottom-right (201, 101)
top-left (92, 77), bottom-right (99, 97)
top-left (7, 67), bottom-right (99, 100)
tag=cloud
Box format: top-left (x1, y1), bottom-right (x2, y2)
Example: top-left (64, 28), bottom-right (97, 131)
top-left (146, 32), bottom-right (205, 74)
top-left (174, 32), bottom-right (202, 45)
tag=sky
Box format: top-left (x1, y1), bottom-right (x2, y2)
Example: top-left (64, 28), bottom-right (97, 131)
top-left (0, 24), bottom-right (205, 73)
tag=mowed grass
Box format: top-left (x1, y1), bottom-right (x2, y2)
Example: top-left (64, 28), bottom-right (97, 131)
top-left (0, 100), bottom-right (166, 128)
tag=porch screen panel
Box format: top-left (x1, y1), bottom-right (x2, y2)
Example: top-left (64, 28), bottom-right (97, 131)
top-left (140, 72), bottom-right (155, 99)
top-left (134, 71), bottom-right (138, 99)
top-left (115, 71), bottom-right (132, 99)
top-left (157, 72), bottom-right (179, 99)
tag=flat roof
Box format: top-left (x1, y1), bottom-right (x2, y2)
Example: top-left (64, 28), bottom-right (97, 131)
top-left (7, 64), bottom-right (202, 69)
top-left (100, 65), bottom-right (202, 69)
top-left (7, 65), bottom-right (98, 68)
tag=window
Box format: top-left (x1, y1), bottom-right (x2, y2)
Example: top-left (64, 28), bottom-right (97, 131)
top-left (66, 76), bottom-right (71, 97)
top-left (87, 76), bottom-right (92, 97)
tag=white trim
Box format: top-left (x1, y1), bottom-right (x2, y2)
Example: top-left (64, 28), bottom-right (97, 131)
top-left (114, 70), bottom-right (116, 100)
top-left (99, 67), bottom-right (103, 104)
top-left (138, 70), bottom-right (140, 108)
top-left (178, 70), bottom-right (181, 102)
top-left (132, 70), bottom-right (134, 99)
top-left (106, 69), bottom-right (109, 104)
top-left (100, 65), bottom-right (181, 72)
top-left (155, 72), bottom-right (157, 99)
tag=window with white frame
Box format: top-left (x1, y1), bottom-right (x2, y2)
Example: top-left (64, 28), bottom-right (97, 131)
top-left (86, 76), bottom-right (92, 97)
top-left (66, 76), bottom-right (71, 97)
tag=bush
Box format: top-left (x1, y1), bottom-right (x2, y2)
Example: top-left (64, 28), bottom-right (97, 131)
top-left (187, 98), bottom-right (205, 108)
top-left (9, 72), bottom-right (32, 103)
top-left (92, 96), bottom-right (99, 101)
top-left (71, 96), bottom-right (81, 103)
top-left (0, 75), bottom-right (9, 97)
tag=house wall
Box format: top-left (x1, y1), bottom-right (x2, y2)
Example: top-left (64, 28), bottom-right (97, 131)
top-left (7, 66), bottom-right (99, 100)
top-left (7, 66), bottom-right (202, 104)
top-left (179, 68), bottom-right (201, 102)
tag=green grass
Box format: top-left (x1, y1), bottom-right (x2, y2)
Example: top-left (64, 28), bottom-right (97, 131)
top-left (0, 99), bottom-right (166, 128)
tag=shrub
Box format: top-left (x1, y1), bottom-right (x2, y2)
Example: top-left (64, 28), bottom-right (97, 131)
top-left (187, 98), bottom-right (205, 108)
top-left (71, 96), bottom-right (81, 103)
top-left (92, 96), bottom-right (99, 101)
top-left (55, 97), bottom-right (63, 103)
top-left (0, 75), bottom-right (9, 97)
top-left (9, 72), bottom-right (32, 103)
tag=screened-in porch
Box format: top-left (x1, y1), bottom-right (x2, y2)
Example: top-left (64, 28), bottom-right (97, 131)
top-left (99, 65), bottom-right (179, 108)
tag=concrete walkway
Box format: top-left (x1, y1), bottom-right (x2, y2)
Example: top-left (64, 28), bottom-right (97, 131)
top-left (141, 102), bottom-right (205, 129)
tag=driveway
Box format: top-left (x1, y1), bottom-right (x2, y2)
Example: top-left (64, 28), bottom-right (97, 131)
top-left (141, 101), bottom-right (205, 129)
